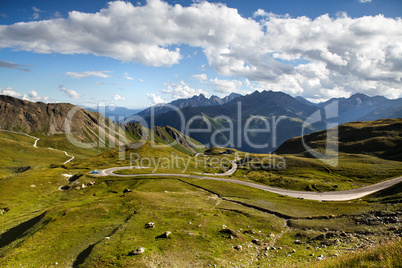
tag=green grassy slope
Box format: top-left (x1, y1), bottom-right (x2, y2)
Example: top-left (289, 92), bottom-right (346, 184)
top-left (0, 118), bottom-right (401, 267)
top-left (231, 152), bottom-right (402, 192)
top-left (275, 118), bottom-right (402, 161)
top-left (0, 132), bottom-right (71, 177)
top-left (1, 167), bottom-right (400, 267)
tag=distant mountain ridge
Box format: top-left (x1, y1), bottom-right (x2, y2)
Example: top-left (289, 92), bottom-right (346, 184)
top-left (318, 93), bottom-right (402, 124)
top-left (136, 93), bottom-right (242, 117)
top-left (1, 91), bottom-right (400, 155)
top-left (84, 106), bottom-right (142, 121)
top-left (140, 91), bottom-right (402, 153)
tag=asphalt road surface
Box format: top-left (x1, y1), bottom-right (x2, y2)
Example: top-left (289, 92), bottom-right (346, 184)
top-left (95, 166), bottom-right (402, 201)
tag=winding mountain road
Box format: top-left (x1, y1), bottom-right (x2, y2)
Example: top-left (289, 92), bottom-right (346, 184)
top-left (0, 129), bottom-right (74, 165)
top-left (5, 127), bottom-right (399, 201)
top-left (95, 165), bottom-right (402, 202)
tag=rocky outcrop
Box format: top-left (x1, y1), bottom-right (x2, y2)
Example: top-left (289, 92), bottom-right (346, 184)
top-left (0, 95), bottom-right (130, 146)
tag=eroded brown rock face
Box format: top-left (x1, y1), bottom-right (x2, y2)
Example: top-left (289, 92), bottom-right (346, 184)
top-left (0, 95), bottom-right (129, 145)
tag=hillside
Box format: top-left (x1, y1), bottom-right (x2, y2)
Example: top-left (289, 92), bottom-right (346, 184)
top-left (0, 95), bottom-right (205, 156)
top-left (125, 123), bottom-right (206, 155)
top-left (0, 95), bottom-right (130, 147)
top-left (275, 118), bottom-right (402, 161)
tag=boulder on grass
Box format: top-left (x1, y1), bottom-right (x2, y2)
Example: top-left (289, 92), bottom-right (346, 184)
top-left (128, 247), bottom-right (145, 256)
top-left (156, 231), bottom-right (171, 239)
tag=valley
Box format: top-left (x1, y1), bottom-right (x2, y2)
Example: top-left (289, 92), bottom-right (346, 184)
top-left (1, 1), bottom-right (402, 266)
top-left (0, 100), bottom-right (401, 267)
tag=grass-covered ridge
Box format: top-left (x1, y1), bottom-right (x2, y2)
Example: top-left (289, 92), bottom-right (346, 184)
top-left (275, 118), bottom-right (402, 161)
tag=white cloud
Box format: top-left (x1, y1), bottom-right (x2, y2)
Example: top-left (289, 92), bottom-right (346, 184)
top-left (146, 93), bottom-right (166, 105)
top-left (110, 94), bottom-right (125, 101)
top-left (27, 90), bottom-right (49, 102)
top-left (209, 78), bottom-right (242, 93)
top-left (359, 0), bottom-right (372, 3)
top-left (59, 85), bottom-right (81, 99)
top-left (139, 78), bottom-right (144, 82)
top-left (162, 80), bottom-right (208, 99)
top-left (32, 7), bottom-right (44, 20)
top-left (53, 11), bottom-right (62, 18)
top-left (0, 1), bottom-right (401, 100)
top-left (123, 72), bottom-right (134, 80)
top-left (65, 71), bottom-right (112, 79)
top-left (0, 87), bottom-right (49, 102)
top-left (0, 0), bottom-right (259, 67)
top-left (0, 87), bottom-right (22, 98)
top-left (192, 74), bottom-right (207, 82)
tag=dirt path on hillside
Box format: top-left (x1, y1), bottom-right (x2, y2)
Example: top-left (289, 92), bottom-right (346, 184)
top-left (0, 129), bottom-right (74, 165)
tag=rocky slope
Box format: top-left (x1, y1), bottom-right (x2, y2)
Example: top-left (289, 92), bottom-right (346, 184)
top-left (0, 95), bottom-right (130, 146)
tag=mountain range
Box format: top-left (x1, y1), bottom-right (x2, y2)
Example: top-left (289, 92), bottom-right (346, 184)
top-left (136, 93), bottom-right (242, 117)
top-left (136, 91), bottom-right (402, 153)
top-left (1, 91), bottom-right (401, 154)
top-left (84, 106), bottom-right (142, 121)
top-left (317, 93), bottom-right (402, 124)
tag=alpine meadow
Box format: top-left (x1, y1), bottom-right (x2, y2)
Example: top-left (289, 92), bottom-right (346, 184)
top-left (0, 0), bottom-right (401, 267)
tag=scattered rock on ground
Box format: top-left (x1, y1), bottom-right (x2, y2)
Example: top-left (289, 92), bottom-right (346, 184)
top-left (158, 231), bottom-right (171, 238)
top-left (129, 247), bottom-right (145, 256)
top-left (252, 239), bottom-right (262, 246)
top-left (220, 228), bottom-right (240, 238)
top-left (185, 231), bottom-right (196, 236)
top-left (145, 222), bottom-right (155, 228)
top-left (59, 185), bottom-right (70, 191)
top-left (0, 208), bottom-right (9, 214)
top-left (235, 245), bottom-right (242, 250)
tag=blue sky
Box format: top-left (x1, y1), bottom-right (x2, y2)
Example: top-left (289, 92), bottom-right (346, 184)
top-left (0, 0), bottom-right (401, 108)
